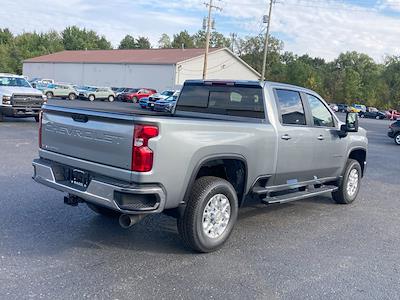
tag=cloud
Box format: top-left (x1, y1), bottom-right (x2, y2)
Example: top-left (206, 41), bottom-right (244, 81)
top-left (379, 0), bottom-right (400, 12)
top-left (0, 0), bottom-right (399, 61)
top-left (217, 0), bottom-right (400, 61)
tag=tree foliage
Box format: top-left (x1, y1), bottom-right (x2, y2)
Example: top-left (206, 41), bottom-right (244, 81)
top-left (61, 26), bottom-right (111, 50)
top-left (118, 35), bottom-right (151, 49)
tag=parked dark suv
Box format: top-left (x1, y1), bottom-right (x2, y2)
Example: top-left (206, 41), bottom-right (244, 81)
top-left (337, 104), bottom-right (349, 113)
top-left (388, 120), bottom-right (400, 145)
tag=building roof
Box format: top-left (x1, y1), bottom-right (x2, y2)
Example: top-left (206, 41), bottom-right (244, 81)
top-left (24, 48), bottom-right (221, 65)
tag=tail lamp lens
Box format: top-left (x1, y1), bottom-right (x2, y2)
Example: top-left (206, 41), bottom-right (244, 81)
top-left (132, 125), bottom-right (159, 172)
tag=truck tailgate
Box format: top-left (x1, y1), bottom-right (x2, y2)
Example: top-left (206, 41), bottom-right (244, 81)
top-left (41, 104), bottom-right (134, 170)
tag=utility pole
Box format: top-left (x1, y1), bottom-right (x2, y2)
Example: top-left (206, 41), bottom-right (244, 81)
top-left (230, 33), bottom-right (237, 52)
top-left (202, 0), bottom-right (222, 80)
top-left (261, 0), bottom-right (274, 81)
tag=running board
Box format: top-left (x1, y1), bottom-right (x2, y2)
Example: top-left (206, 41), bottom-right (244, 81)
top-left (261, 185), bottom-right (338, 204)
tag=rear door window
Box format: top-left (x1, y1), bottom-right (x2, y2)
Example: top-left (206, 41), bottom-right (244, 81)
top-left (275, 89), bottom-right (306, 125)
top-left (176, 84), bottom-right (265, 119)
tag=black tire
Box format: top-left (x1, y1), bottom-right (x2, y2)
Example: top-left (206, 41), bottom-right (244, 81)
top-left (34, 115), bottom-right (40, 122)
top-left (88, 94), bottom-right (95, 102)
top-left (108, 95), bottom-right (115, 102)
top-left (177, 176), bottom-right (238, 253)
top-left (394, 133), bottom-right (400, 145)
top-left (132, 97), bottom-right (138, 103)
top-left (332, 159), bottom-right (362, 204)
top-left (86, 203), bottom-right (120, 218)
top-left (68, 93), bottom-right (76, 100)
top-left (45, 92), bottom-right (53, 99)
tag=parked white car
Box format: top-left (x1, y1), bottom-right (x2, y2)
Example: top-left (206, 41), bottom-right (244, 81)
top-left (79, 87), bottom-right (116, 102)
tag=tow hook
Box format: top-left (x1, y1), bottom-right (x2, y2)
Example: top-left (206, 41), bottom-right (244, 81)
top-left (64, 194), bottom-right (84, 206)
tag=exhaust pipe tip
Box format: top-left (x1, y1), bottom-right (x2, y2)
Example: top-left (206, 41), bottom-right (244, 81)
top-left (119, 214), bottom-right (145, 229)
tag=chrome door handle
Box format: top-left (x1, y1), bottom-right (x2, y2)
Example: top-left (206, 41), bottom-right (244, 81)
top-left (317, 135), bottom-right (325, 140)
top-left (281, 134), bottom-right (291, 140)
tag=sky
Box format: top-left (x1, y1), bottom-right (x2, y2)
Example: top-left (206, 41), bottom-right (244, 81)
top-left (0, 0), bottom-right (400, 62)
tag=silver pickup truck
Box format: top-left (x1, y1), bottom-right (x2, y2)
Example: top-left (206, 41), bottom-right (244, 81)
top-left (0, 73), bottom-right (46, 122)
top-left (32, 80), bottom-right (368, 252)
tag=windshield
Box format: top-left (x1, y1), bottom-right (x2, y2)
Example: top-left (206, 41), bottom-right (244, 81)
top-left (127, 88), bottom-right (139, 93)
top-left (86, 87), bottom-right (96, 92)
top-left (161, 90), bottom-right (174, 96)
top-left (0, 76), bottom-right (31, 88)
top-left (165, 94), bottom-right (179, 101)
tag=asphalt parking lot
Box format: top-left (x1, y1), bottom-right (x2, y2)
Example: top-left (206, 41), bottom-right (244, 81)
top-left (0, 111), bottom-right (399, 299)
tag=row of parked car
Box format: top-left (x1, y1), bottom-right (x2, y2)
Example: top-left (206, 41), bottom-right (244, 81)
top-left (329, 103), bottom-right (400, 120)
top-left (29, 79), bottom-right (180, 112)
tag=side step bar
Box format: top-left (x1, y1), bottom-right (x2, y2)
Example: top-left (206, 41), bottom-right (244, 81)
top-left (261, 185), bottom-right (338, 205)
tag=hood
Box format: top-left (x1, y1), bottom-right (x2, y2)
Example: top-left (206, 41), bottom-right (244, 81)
top-left (0, 86), bottom-right (43, 96)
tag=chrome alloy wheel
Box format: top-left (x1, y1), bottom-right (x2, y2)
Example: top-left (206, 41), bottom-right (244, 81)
top-left (347, 168), bottom-right (359, 197)
top-left (202, 194), bottom-right (231, 239)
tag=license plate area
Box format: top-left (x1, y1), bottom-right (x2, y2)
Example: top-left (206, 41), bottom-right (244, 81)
top-left (63, 167), bottom-right (91, 188)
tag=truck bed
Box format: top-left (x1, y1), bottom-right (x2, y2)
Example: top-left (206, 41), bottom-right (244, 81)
top-left (45, 99), bottom-right (172, 117)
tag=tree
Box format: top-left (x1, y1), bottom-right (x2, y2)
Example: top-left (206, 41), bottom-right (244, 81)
top-left (135, 36), bottom-right (151, 49)
top-left (382, 56), bottom-right (400, 109)
top-left (0, 28), bottom-right (13, 45)
top-left (118, 35), bottom-right (136, 49)
top-left (192, 30), bottom-right (231, 48)
top-left (171, 30), bottom-right (194, 49)
top-left (158, 33), bottom-right (171, 48)
top-left (61, 26), bottom-right (112, 50)
top-left (237, 34), bottom-right (283, 79)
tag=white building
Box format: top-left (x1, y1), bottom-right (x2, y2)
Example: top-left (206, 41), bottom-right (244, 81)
top-left (23, 48), bottom-right (260, 91)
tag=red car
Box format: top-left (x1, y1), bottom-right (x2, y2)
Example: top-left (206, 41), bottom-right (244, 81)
top-left (119, 88), bottom-right (157, 103)
top-left (385, 110), bottom-right (400, 120)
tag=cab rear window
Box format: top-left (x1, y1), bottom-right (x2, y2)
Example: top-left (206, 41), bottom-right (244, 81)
top-left (176, 84), bottom-right (265, 119)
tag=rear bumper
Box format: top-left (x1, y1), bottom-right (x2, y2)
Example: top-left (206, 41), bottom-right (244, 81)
top-left (1, 106), bottom-right (41, 117)
top-left (32, 158), bottom-right (166, 214)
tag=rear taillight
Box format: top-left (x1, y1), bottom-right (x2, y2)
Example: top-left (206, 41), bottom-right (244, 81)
top-left (38, 111), bottom-right (43, 148)
top-left (132, 124), bottom-right (159, 172)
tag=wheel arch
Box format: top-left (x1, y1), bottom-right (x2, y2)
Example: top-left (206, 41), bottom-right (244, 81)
top-left (183, 154), bottom-right (249, 207)
top-left (348, 148), bottom-right (367, 176)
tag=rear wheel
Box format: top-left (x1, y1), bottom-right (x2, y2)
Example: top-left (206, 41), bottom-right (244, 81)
top-left (86, 203), bottom-right (120, 218)
top-left (68, 93), bottom-right (76, 100)
top-left (177, 176), bottom-right (238, 253)
top-left (132, 97), bottom-right (138, 103)
top-left (108, 95), bottom-right (115, 102)
top-left (45, 92), bottom-right (53, 99)
top-left (394, 133), bottom-right (400, 145)
top-left (332, 159), bottom-right (362, 204)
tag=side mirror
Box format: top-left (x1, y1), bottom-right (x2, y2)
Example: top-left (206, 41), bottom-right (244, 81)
top-left (338, 112), bottom-right (359, 138)
top-left (346, 112), bottom-right (359, 132)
